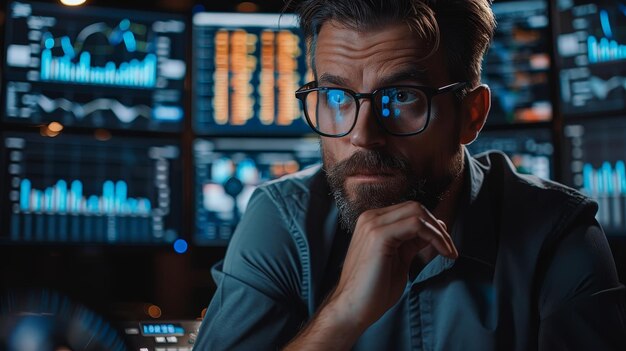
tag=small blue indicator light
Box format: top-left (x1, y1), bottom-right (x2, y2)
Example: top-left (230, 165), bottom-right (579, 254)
top-left (173, 239), bottom-right (188, 254)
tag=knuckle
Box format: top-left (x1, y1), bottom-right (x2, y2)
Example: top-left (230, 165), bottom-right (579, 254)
top-left (407, 216), bottom-right (421, 229)
top-left (359, 209), bottom-right (375, 221)
top-left (407, 201), bottom-right (422, 212)
top-left (356, 217), bottom-right (376, 234)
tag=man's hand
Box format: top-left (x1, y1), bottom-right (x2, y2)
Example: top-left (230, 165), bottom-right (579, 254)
top-left (284, 201), bottom-right (458, 350)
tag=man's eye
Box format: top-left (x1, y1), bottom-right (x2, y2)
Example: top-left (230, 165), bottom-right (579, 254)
top-left (391, 89), bottom-right (418, 104)
top-left (327, 90), bottom-right (348, 105)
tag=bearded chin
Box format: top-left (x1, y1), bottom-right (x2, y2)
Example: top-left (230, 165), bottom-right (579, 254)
top-left (329, 176), bottom-right (428, 234)
top-left (324, 155), bottom-right (454, 233)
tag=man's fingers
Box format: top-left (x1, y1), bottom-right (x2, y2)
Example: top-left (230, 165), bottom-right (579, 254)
top-left (356, 201), bottom-right (458, 259)
top-left (418, 218), bottom-right (457, 258)
top-left (381, 215), bottom-right (456, 259)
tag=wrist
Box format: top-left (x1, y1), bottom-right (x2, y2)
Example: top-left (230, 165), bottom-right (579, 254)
top-left (319, 294), bottom-right (369, 340)
top-left (284, 295), bottom-right (366, 351)
top-left (318, 298), bottom-right (367, 339)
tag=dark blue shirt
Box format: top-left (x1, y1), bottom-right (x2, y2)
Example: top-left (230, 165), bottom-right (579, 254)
top-left (194, 150), bottom-right (626, 350)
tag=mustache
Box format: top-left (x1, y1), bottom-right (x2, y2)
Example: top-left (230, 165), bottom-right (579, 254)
top-left (326, 149), bottom-right (411, 177)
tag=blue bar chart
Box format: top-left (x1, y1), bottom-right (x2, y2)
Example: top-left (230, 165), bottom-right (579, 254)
top-left (587, 36), bottom-right (626, 64)
top-left (564, 119), bottom-right (626, 235)
top-left (40, 46), bottom-right (157, 87)
top-left (1, 133), bottom-right (182, 244)
top-left (19, 179), bottom-right (152, 216)
top-left (587, 9), bottom-right (626, 63)
top-left (581, 161), bottom-right (626, 231)
top-left (3, 2), bottom-right (186, 131)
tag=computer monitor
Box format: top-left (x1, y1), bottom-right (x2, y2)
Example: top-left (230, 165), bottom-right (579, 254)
top-left (192, 12), bottom-right (311, 136)
top-left (555, 0), bottom-right (626, 117)
top-left (0, 132), bottom-right (182, 244)
top-left (194, 138), bottom-right (320, 245)
top-left (3, 1), bottom-right (187, 131)
top-left (482, 0), bottom-right (552, 125)
top-left (563, 118), bottom-right (626, 236)
top-left (468, 128), bottom-right (554, 180)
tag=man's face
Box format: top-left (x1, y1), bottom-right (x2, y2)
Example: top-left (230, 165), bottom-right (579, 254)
top-left (315, 21), bottom-right (465, 232)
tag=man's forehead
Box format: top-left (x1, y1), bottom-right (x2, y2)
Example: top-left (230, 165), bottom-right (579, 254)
top-left (313, 22), bottom-right (437, 87)
top-left (315, 20), bottom-right (432, 50)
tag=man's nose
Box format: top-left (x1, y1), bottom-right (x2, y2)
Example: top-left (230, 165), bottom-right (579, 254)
top-left (349, 100), bottom-right (387, 149)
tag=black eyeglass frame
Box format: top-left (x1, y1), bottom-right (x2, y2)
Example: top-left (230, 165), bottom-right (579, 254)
top-left (295, 81), bottom-right (468, 138)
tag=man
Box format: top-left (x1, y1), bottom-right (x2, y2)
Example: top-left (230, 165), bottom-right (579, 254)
top-left (194, 0), bottom-right (626, 349)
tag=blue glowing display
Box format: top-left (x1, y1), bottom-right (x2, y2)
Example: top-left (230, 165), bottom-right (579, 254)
top-left (4, 1), bottom-right (187, 131)
top-left (1, 132), bottom-right (182, 244)
top-left (556, 0), bottom-right (626, 116)
top-left (142, 323), bottom-right (184, 336)
top-left (563, 118), bottom-right (626, 235)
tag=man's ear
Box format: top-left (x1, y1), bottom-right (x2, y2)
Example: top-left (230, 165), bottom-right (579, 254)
top-left (459, 84), bottom-right (491, 145)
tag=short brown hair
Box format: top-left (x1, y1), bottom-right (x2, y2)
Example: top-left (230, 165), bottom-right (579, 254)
top-left (293, 0), bottom-right (496, 92)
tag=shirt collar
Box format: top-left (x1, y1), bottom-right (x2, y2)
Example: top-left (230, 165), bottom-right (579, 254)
top-left (451, 148), bottom-right (498, 269)
top-left (411, 148), bottom-right (497, 286)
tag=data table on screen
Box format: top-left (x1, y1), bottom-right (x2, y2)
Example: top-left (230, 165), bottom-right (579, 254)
top-left (0, 132), bottom-right (182, 244)
top-left (3, 1), bottom-right (187, 131)
top-left (192, 13), bottom-right (311, 136)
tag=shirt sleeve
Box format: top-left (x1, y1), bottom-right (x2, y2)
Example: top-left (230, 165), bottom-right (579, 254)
top-left (193, 187), bottom-right (307, 351)
top-left (538, 219), bottom-right (626, 350)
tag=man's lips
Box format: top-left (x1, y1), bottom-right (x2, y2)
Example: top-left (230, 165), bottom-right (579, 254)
top-left (347, 169), bottom-right (396, 176)
top-left (347, 172), bottom-right (397, 181)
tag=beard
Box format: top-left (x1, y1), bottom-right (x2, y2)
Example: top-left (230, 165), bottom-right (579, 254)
top-left (323, 147), bottom-right (462, 234)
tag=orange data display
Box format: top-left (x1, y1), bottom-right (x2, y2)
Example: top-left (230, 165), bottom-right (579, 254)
top-left (193, 13), bottom-right (312, 135)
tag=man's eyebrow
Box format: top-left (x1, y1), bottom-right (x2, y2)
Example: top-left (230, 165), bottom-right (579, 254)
top-left (317, 69), bottom-right (429, 88)
top-left (378, 69), bottom-right (429, 87)
top-left (318, 73), bottom-right (350, 87)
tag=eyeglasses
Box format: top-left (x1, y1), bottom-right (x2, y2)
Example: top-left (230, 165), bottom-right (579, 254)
top-left (295, 81), bottom-right (467, 137)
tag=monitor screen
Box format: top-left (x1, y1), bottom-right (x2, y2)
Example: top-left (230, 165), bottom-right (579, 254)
top-left (3, 1), bottom-right (187, 131)
top-left (194, 138), bottom-right (320, 245)
top-left (468, 128), bottom-right (554, 179)
top-left (555, 0), bottom-right (626, 116)
top-left (192, 13), bottom-right (311, 136)
top-left (0, 132), bottom-right (182, 244)
top-left (482, 0), bottom-right (552, 125)
top-left (563, 118), bottom-right (626, 236)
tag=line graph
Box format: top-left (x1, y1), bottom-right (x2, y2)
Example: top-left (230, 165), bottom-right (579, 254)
top-left (46, 19), bottom-right (151, 55)
top-left (37, 95), bottom-right (152, 123)
top-left (589, 75), bottom-right (626, 100)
